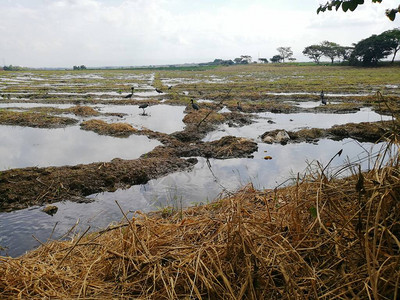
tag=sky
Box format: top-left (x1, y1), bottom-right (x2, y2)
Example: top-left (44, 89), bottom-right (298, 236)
top-left (0, 0), bottom-right (399, 68)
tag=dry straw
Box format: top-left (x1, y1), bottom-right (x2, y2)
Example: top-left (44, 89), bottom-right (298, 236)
top-left (0, 95), bottom-right (399, 299)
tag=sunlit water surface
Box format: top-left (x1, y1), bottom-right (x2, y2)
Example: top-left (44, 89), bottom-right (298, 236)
top-left (205, 108), bottom-right (392, 141)
top-left (0, 126), bottom-right (161, 170)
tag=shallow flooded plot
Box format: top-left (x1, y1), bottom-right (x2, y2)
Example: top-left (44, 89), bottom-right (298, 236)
top-left (96, 104), bottom-right (186, 134)
top-left (0, 125), bottom-right (161, 170)
top-left (205, 108), bottom-right (392, 141)
top-left (0, 102), bottom-right (74, 109)
top-left (0, 138), bottom-right (386, 257)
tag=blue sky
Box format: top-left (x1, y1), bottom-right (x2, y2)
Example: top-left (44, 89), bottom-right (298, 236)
top-left (0, 0), bottom-right (399, 68)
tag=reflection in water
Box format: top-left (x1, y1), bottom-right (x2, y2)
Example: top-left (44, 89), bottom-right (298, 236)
top-left (0, 125), bottom-right (161, 170)
top-left (204, 108), bottom-right (392, 141)
top-left (96, 104), bottom-right (186, 134)
top-left (0, 138), bottom-right (389, 257)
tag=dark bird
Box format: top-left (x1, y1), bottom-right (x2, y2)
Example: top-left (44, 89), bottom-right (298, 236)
top-left (124, 86), bottom-right (135, 98)
top-left (320, 90), bottom-right (326, 105)
top-left (237, 101), bottom-right (243, 112)
top-left (155, 88), bottom-right (163, 94)
top-left (168, 85), bottom-right (172, 90)
top-left (139, 102), bottom-right (149, 115)
top-left (191, 99), bottom-right (199, 110)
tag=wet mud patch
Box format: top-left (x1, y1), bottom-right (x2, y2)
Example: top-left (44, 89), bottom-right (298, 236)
top-left (146, 135), bottom-right (258, 159)
top-left (261, 120), bottom-right (394, 144)
top-left (0, 157), bottom-right (197, 212)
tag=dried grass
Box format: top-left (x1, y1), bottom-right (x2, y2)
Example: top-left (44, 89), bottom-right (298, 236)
top-left (80, 119), bottom-right (137, 137)
top-left (69, 105), bottom-right (100, 117)
top-left (1, 139), bottom-right (399, 299)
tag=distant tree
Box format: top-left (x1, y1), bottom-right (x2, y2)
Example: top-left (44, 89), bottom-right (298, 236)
top-left (259, 58), bottom-right (269, 63)
top-left (234, 57), bottom-right (242, 64)
top-left (302, 45), bottom-right (324, 64)
top-left (3, 65), bottom-right (25, 71)
top-left (270, 55), bottom-right (283, 63)
top-left (317, 0), bottom-right (400, 21)
top-left (211, 59), bottom-right (234, 66)
top-left (380, 28), bottom-right (400, 63)
top-left (288, 57), bottom-right (297, 62)
top-left (73, 65), bottom-right (87, 70)
top-left (240, 55), bottom-right (252, 64)
top-left (337, 46), bottom-right (354, 62)
top-left (276, 47), bottom-right (293, 62)
top-left (351, 33), bottom-right (397, 65)
top-left (320, 41), bottom-right (342, 64)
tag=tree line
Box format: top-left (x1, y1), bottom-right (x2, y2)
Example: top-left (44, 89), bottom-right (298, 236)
top-left (302, 28), bottom-right (399, 66)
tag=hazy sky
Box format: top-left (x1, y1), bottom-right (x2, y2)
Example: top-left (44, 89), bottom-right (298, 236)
top-left (0, 0), bottom-right (399, 68)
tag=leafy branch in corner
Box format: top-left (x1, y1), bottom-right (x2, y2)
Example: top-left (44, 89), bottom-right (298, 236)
top-left (317, 0), bottom-right (400, 21)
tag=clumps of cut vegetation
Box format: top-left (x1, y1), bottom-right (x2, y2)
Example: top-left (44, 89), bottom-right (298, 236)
top-left (262, 120), bottom-right (394, 144)
top-left (1, 141), bottom-right (398, 298)
top-left (313, 101), bottom-right (363, 113)
top-left (80, 119), bottom-right (137, 137)
top-left (183, 108), bottom-right (226, 125)
top-left (0, 109), bottom-right (78, 128)
top-left (68, 105), bottom-right (100, 116)
top-left (0, 156), bottom-right (197, 212)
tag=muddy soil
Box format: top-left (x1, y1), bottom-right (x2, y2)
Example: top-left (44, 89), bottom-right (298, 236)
top-left (0, 157), bottom-right (197, 212)
top-left (261, 120), bottom-right (395, 144)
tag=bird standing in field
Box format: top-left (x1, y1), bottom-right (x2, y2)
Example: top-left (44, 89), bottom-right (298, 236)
top-left (320, 90), bottom-right (326, 105)
top-left (237, 101), bottom-right (243, 112)
top-left (191, 99), bottom-right (199, 110)
top-left (139, 102), bottom-right (149, 115)
top-left (155, 88), bottom-right (163, 94)
top-left (124, 86), bottom-right (134, 98)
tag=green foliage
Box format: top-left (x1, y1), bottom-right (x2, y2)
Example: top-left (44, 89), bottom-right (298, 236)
top-left (351, 30), bottom-right (399, 65)
top-left (317, 0), bottom-right (399, 21)
top-left (381, 28), bottom-right (400, 62)
top-left (73, 65), bottom-right (87, 70)
top-left (270, 55), bottom-right (283, 63)
top-left (2, 65), bottom-right (27, 71)
top-left (302, 45), bottom-right (325, 64)
top-left (276, 47), bottom-right (294, 62)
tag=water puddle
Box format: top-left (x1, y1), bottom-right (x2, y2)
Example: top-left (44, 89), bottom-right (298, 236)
top-left (0, 138), bottom-right (388, 257)
top-left (290, 101), bottom-right (340, 108)
top-left (218, 106), bottom-right (232, 113)
top-left (134, 90), bottom-right (164, 97)
top-left (0, 102), bottom-right (74, 109)
top-left (197, 99), bottom-right (214, 103)
top-left (205, 108), bottom-right (392, 141)
top-left (95, 104), bottom-right (186, 134)
top-left (0, 126), bottom-right (161, 170)
top-left (265, 92), bottom-right (371, 97)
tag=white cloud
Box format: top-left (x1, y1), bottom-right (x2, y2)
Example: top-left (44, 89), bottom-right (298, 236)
top-left (0, 0), bottom-right (399, 67)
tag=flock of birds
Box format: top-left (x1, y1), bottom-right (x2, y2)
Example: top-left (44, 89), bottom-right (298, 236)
top-left (123, 86), bottom-right (327, 116)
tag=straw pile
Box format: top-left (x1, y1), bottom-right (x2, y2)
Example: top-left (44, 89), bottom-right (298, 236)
top-left (1, 140), bottom-right (399, 299)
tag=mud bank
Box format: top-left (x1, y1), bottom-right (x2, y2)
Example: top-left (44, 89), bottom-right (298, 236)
top-left (262, 120), bottom-right (395, 144)
top-left (0, 157), bottom-right (197, 212)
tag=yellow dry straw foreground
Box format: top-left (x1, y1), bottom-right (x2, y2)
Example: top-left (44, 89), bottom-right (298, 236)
top-left (0, 140), bottom-right (399, 299)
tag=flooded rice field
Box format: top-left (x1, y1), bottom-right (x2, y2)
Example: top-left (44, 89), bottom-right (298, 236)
top-left (1, 65), bottom-right (399, 257)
